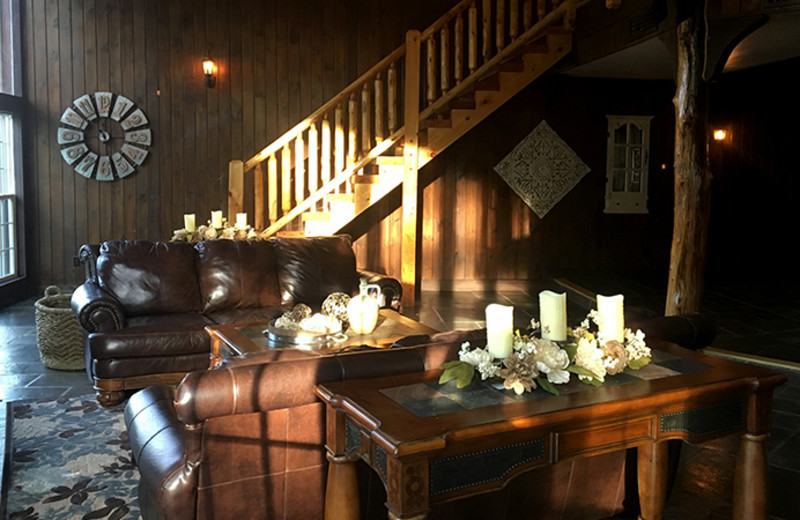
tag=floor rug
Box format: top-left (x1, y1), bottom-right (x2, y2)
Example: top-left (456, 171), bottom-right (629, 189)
top-left (2, 395), bottom-right (140, 520)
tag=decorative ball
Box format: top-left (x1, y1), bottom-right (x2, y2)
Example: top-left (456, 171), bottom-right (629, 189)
top-left (322, 292), bottom-right (351, 326)
top-left (286, 303), bottom-right (312, 322)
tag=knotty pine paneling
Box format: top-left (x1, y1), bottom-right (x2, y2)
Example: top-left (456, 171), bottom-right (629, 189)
top-left (22, 0), bottom-right (451, 288)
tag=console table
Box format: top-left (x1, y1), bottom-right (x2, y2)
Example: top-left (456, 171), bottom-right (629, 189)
top-left (315, 339), bottom-right (786, 520)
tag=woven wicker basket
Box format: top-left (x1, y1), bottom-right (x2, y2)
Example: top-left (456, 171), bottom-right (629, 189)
top-left (34, 286), bottom-right (85, 371)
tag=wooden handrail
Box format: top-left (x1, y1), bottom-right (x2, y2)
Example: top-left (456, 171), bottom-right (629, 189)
top-left (243, 45), bottom-right (407, 173)
top-left (419, 0), bottom-right (575, 123)
top-left (259, 130), bottom-right (403, 237)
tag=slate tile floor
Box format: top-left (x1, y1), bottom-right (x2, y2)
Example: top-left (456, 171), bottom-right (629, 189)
top-left (1, 274), bottom-right (799, 519)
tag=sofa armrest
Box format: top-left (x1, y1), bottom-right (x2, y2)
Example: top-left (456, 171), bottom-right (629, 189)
top-left (70, 282), bottom-right (126, 333)
top-left (358, 269), bottom-right (402, 310)
top-left (628, 312), bottom-right (717, 351)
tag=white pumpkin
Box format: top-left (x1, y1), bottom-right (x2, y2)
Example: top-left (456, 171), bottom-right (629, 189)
top-left (347, 281), bottom-right (381, 334)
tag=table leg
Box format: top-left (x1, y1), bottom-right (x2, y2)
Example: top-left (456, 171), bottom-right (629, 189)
top-left (733, 433), bottom-right (769, 520)
top-left (637, 440), bottom-right (668, 520)
top-left (325, 452), bottom-right (360, 520)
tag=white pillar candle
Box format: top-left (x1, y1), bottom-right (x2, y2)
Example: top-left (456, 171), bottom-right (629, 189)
top-left (211, 210), bottom-right (223, 228)
top-left (183, 213), bottom-right (196, 232)
top-left (486, 303), bottom-right (513, 358)
top-left (539, 290), bottom-right (567, 341)
top-left (235, 212), bottom-right (247, 229)
top-left (597, 294), bottom-right (625, 342)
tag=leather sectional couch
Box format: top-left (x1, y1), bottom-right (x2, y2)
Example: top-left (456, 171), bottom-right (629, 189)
top-left (70, 235), bottom-right (402, 406)
top-left (124, 313), bottom-right (717, 520)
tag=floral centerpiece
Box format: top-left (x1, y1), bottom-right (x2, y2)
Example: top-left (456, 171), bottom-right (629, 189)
top-left (170, 218), bottom-right (259, 243)
top-left (439, 309), bottom-right (651, 396)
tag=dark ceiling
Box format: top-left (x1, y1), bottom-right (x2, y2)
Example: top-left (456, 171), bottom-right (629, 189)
top-left (563, 8), bottom-right (800, 80)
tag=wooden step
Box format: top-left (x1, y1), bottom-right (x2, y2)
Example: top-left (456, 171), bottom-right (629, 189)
top-left (351, 173), bottom-right (381, 185)
top-left (496, 59), bottom-right (525, 73)
top-left (420, 117), bottom-right (452, 130)
top-left (520, 42), bottom-right (548, 55)
top-left (474, 75), bottom-right (501, 91)
top-left (375, 156), bottom-right (404, 166)
top-left (448, 95), bottom-right (476, 110)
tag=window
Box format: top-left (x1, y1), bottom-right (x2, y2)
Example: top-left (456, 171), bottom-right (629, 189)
top-left (604, 115), bottom-right (652, 214)
top-left (1, 112), bottom-right (15, 280)
top-left (0, 0), bottom-right (22, 284)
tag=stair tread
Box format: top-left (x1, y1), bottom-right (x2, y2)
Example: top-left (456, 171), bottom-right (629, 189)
top-left (351, 174), bottom-right (381, 184)
top-left (420, 117), bottom-right (452, 130)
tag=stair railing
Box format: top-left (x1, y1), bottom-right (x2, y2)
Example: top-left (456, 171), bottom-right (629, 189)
top-left (230, 0), bottom-right (578, 237)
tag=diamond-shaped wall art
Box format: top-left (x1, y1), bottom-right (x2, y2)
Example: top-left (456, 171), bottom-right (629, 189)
top-left (493, 120), bottom-right (590, 219)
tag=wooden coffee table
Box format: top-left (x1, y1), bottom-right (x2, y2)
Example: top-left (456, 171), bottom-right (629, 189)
top-left (206, 309), bottom-right (438, 364)
top-left (315, 339), bottom-right (786, 520)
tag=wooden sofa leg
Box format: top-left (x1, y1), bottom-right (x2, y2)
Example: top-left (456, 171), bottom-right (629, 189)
top-left (94, 378), bottom-right (126, 407)
top-left (96, 389), bottom-right (126, 407)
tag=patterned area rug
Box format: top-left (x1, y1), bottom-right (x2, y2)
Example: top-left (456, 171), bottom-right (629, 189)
top-left (494, 120), bottom-right (590, 218)
top-left (3, 395), bottom-right (140, 520)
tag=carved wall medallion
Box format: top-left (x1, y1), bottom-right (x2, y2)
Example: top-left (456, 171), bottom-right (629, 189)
top-left (58, 91), bottom-right (151, 181)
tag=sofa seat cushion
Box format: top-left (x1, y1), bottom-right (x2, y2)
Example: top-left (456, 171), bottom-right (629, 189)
top-left (98, 240), bottom-right (202, 316)
top-left (273, 235), bottom-right (359, 308)
top-left (195, 239), bottom-right (282, 313)
top-left (204, 306), bottom-right (287, 325)
top-left (88, 317), bottom-right (212, 361)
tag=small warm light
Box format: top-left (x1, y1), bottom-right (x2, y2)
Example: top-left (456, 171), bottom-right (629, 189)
top-left (202, 57), bottom-right (216, 88)
top-left (713, 129), bottom-right (727, 141)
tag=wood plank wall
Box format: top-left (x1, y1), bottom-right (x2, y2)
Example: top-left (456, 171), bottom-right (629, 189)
top-left (354, 76), bottom-right (678, 284)
top-left (21, 0), bottom-right (451, 288)
top-left (20, 0), bottom-right (800, 292)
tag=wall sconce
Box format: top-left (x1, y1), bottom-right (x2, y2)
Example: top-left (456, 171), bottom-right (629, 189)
top-left (713, 129), bottom-right (728, 141)
top-left (202, 56), bottom-right (216, 88)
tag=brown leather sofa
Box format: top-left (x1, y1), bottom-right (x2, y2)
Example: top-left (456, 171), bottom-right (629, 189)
top-left (70, 235), bottom-right (402, 407)
top-left (124, 313), bottom-right (716, 520)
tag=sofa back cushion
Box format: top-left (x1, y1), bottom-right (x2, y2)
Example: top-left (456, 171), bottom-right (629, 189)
top-left (273, 235), bottom-right (358, 308)
top-left (195, 239), bottom-right (282, 313)
top-left (98, 240), bottom-right (202, 316)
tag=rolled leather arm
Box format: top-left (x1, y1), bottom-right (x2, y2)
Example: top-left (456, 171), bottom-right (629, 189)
top-left (629, 312), bottom-right (717, 351)
top-left (125, 386), bottom-right (199, 520)
top-left (174, 342), bottom-right (462, 426)
top-left (70, 282), bottom-right (126, 333)
top-left (358, 269), bottom-right (402, 310)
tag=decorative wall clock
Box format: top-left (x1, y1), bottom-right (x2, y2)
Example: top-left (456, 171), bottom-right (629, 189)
top-left (57, 91), bottom-right (151, 181)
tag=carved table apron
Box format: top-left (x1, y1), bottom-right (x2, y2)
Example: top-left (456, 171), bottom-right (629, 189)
top-left (314, 339), bottom-right (785, 520)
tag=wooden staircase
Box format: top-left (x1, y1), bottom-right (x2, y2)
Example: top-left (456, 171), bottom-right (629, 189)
top-left (227, 0), bottom-right (581, 304)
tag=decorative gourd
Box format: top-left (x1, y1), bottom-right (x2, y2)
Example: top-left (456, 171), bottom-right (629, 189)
top-left (347, 281), bottom-right (381, 334)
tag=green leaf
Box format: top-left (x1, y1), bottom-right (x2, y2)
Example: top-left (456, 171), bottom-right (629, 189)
top-left (562, 343), bottom-right (578, 362)
top-left (438, 361), bottom-right (476, 388)
top-left (537, 376), bottom-right (560, 396)
top-left (582, 377), bottom-right (604, 387)
top-left (627, 356), bottom-right (652, 370)
top-left (567, 364), bottom-right (601, 380)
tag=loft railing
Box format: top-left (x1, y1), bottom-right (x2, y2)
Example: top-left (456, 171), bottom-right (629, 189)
top-left (229, 0), bottom-right (577, 237)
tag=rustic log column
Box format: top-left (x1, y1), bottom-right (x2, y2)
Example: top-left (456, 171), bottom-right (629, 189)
top-left (665, 15), bottom-right (712, 316)
top-left (402, 30), bottom-right (422, 309)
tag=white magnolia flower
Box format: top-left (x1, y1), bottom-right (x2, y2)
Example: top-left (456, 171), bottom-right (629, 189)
top-left (530, 338), bottom-right (570, 384)
top-left (459, 344), bottom-right (500, 380)
top-left (574, 335), bottom-right (606, 382)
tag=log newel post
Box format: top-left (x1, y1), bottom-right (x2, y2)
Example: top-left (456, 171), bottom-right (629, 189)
top-left (665, 14), bottom-right (712, 317)
top-left (402, 30), bottom-right (422, 309)
top-left (228, 160), bottom-right (244, 220)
